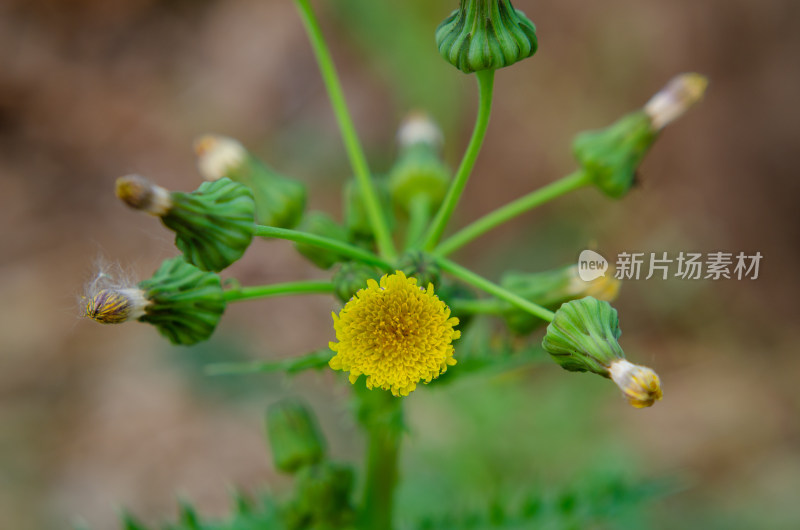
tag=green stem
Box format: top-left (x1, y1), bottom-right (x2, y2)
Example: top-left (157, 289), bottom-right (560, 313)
top-left (293, 0), bottom-right (396, 260)
top-left (423, 69), bottom-right (495, 251)
top-left (450, 297), bottom-right (506, 315)
top-left (222, 281), bottom-right (334, 303)
top-left (404, 195), bottom-right (431, 250)
top-left (254, 225), bottom-right (392, 271)
top-left (435, 256), bottom-right (555, 322)
top-left (205, 349), bottom-right (332, 376)
top-left (435, 170), bottom-right (591, 256)
top-left (358, 388), bottom-right (402, 530)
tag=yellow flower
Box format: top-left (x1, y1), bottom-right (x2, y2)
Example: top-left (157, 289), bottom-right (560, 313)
top-left (329, 271), bottom-right (460, 397)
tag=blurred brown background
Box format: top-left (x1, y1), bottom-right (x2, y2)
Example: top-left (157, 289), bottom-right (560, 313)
top-left (1, 0), bottom-right (799, 528)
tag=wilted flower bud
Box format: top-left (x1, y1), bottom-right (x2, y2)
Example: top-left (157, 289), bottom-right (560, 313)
top-left (85, 288), bottom-right (148, 324)
top-left (644, 73), bottom-right (708, 131)
top-left (542, 297), bottom-right (662, 407)
top-left (573, 73), bottom-right (708, 198)
top-left (389, 113), bottom-right (451, 214)
top-left (609, 359), bottom-right (663, 408)
top-left (293, 212), bottom-right (350, 270)
top-left (83, 258), bottom-right (226, 346)
top-left (194, 134), bottom-right (306, 229)
top-left (115, 174), bottom-right (172, 216)
top-left (501, 265), bottom-right (621, 334)
top-left (266, 399), bottom-right (326, 474)
top-left (332, 262), bottom-right (382, 303)
top-left (436, 0), bottom-right (538, 74)
top-left (116, 175), bottom-right (256, 272)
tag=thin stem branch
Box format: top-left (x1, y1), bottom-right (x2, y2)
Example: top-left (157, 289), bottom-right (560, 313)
top-left (205, 349), bottom-right (332, 376)
top-left (254, 225), bottom-right (393, 271)
top-left (293, 0), bottom-right (396, 260)
top-left (423, 69), bottom-right (495, 250)
top-left (223, 281), bottom-right (334, 303)
top-left (435, 256), bottom-right (555, 322)
top-left (435, 170), bottom-right (591, 256)
top-left (450, 297), bottom-right (506, 315)
top-left (404, 195), bottom-right (431, 251)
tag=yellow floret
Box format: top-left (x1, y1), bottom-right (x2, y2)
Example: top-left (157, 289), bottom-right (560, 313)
top-left (329, 271), bottom-right (460, 396)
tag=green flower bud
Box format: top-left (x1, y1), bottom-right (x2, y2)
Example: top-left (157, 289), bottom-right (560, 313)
top-left (396, 251), bottom-right (441, 289)
top-left (343, 177), bottom-right (394, 242)
top-left (542, 297), bottom-right (663, 408)
top-left (436, 0), bottom-right (538, 74)
top-left (388, 114), bottom-right (451, 213)
top-left (83, 258), bottom-right (225, 346)
top-left (573, 111), bottom-right (656, 199)
top-left (294, 212), bottom-right (350, 270)
top-left (116, 175), bottom-right (256, 272)
top-left (332, 262), bottom-right (382, 303)
top-left (285, 462), bottom-right (356, 530)
top-left (542, 297), bottom-right (624, 375)
top-left (195, 135), bottom-right (307, 228)
top-left (137, 258), bottom-right (226, 345)
top-left (167, 179), bottom-right (255, 272)
top-left (501, 265), bottom-right (621, 335)
top-left (266, 399), bottom-right (326, 474)
top-left (574, 73), bottom-right (708, 198)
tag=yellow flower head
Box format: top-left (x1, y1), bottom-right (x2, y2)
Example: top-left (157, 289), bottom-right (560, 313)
top-left (329, 271), bottom-right (460, 397)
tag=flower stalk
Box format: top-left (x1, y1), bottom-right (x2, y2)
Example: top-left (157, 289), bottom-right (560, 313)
top-left (356, 386), bottom-right (403, 530)
top-left (423, 69), bottom-right (495, 250)
top-left (435, 256), bottom-right (555, 322)
top-left (254, 225), bottom-right (393, 271)
top-left (292, 0), bottom-right (396, 260)
top-left (435, 170), bottom-right (591, 256)
top-left (222, 281), bottom-right (335, 303)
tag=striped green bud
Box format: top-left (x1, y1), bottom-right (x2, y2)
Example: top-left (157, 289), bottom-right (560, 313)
top-left (436, 0), bottom-right (538, 74)
top-left (137, 258), bottom-right (226, 346)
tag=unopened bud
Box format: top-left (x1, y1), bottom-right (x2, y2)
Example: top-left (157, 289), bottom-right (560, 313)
top-left (644, 73), bottom-right (708, 131)
top-left (436, 0), bottom-right (538, 74)
top-left (332, 262), bottom-right (382, 303)
top-left (137, 258), bottom-right (226, 345)
top-left (165, 178), bottom-right (256, 272)
top-left (397, 251), bottom-right (441, 289)
top-left (286, 462), bottom-right (355, 527)
top-left (115, 175), bottom-right (172, 216)
top-left (84, 288), bottom-right (148, 324)
top-left (542, 297), bottom-right (662, 408)
top-left (609, 359), bottom-right (663, 408)
top-left (389, 114), bottom-right (451, 214)
top-left (573, 73), bottom-right (707, 199)
top-left (266, 399), bottom-right (326, 474)
top-left (542, 297), bottom-right (624, 375)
